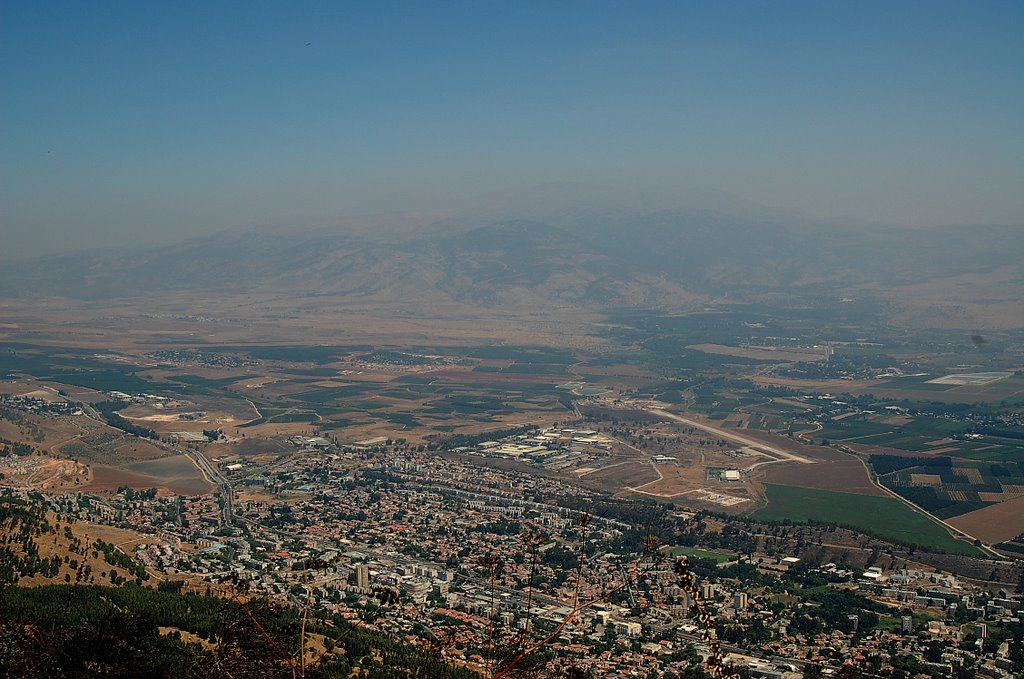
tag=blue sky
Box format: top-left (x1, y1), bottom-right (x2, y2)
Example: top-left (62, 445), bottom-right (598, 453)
top-left (2, 1), bottom-right (1022, 255)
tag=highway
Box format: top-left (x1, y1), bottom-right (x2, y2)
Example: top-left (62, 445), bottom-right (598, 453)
top-left (184, 446), bottom-right (234, 524)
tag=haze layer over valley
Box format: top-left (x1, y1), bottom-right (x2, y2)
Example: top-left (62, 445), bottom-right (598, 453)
top-left (3, 184), bottom-right (1022, 342)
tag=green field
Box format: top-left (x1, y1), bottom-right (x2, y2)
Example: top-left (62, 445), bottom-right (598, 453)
top-left (667, 546), bottom-right (735, 563)
top-left (290, 384), bottom-right (375, 403)
top-left (44, 370), bottom-right (157, 393)
top-left (956, 440), bottom-right (1024, 463)
top-left (753, 484), bottom-right (983, 556)
top-left (817, 415), bottom-right (978, 447)
top-left (816, 419), bottom-right (893, 441)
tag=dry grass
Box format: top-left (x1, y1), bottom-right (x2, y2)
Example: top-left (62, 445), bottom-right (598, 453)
top-left (582, 461), bottom-right (659, 490)
top-left (14, 512), bottom-right (164, 588)
top-left (0, 292), bottom-right (610, 352)
top-left (625, 460), bottom-right (708, 497)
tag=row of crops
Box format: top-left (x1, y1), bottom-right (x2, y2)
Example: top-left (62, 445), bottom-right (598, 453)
top-left (870, 455), bottom-right (1024, 520)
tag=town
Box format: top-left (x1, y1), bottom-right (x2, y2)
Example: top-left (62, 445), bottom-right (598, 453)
top-left (11, 418), bottom-right (1020, 679)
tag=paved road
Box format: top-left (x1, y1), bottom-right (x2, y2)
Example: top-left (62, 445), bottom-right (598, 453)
top-left (185, 446), bottom-right (234, 524)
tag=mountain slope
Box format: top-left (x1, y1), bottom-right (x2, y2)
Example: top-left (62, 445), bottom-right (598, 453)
top-left (2, 203), bottom-right (1021, 322)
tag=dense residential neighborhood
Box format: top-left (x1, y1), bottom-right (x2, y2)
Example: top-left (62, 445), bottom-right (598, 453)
top-left (14, 425), bottom-right (1021, 679)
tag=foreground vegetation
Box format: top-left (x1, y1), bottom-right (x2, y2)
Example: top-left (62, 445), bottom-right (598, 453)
top-left (0, 583), bottom-right (477, 678)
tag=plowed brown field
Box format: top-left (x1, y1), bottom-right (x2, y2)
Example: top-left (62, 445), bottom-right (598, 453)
top-left (760, 457), bottom-right (885, 496)
top-left (948, 495), bottom-right (1024, 543)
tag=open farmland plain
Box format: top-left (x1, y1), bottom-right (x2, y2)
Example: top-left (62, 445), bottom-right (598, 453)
top-left (2, 291), bottom-right (1023, 560)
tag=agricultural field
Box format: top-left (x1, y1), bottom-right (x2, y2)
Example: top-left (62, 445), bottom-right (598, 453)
top-left (0, 341), bottom-right (584, 446)
top-left (123, 456), bottom-right (215, 495)
top-left (991, 533), bottom-right (1024, 558)
top-left (219, 345), bottom-right (582, 442)
top-left (869, 454), bottom-right (1024, 519)
top-left (754, 373), bottom-right (1024, 406)
top-left (686, 343), bottom-right (827, 363)
top-left (82, 463), bottom-right (189, 494)
top-left (814, 418), bottom-right (900, 443)
top-left (813, 408), bottom-right (1024, 464)
top-left (759, 455), bottom-right (884, 496)
top-left (953, 439), bottom-right (1024, 464)
top-left (948, 495), bottom-right (1024, 545)
top-left (752, 484), bottom-right (983, 556)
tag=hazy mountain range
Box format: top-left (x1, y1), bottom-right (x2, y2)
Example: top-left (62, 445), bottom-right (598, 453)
top-left (3, 184), bottom-right (1021, 316)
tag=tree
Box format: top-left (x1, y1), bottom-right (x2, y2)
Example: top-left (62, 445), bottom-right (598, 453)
top-left (802, 664), bottom-right (823, 679)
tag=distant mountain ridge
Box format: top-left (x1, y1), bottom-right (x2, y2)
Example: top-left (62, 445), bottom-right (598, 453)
top-left (2, 192), bottom-right (1021, 317)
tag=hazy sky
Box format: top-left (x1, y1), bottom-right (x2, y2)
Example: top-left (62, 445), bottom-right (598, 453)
top-left (2, 1), bottom-right (1022, 257)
